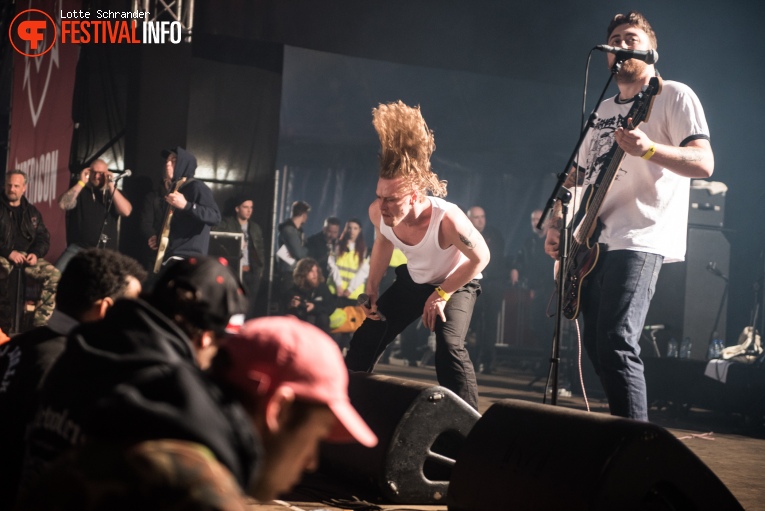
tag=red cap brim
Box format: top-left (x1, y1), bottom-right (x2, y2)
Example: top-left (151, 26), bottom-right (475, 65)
top-left (327, 399), bottom-right (378, 448)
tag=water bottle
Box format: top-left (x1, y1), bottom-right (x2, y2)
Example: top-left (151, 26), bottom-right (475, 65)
top-left (679, 337), bottom-right (692, 359)
top-left (427, 331), bottom-right (436, 352)
top-left (715, 338), bottom-right (726, 357)
top-left (667, 337), bottom-right (679, 358)
top-left (707, 340), bottom-right (718, 359)
top-left (707, 338), bottom-right (725, 359)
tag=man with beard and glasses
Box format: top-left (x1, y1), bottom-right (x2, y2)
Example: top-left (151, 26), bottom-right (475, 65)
top-left (544, 12), bottom-right (713, 421)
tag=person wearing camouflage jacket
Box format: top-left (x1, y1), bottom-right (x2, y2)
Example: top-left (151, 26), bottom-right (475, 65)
top-left (0, 170), bottom-right (60, 329)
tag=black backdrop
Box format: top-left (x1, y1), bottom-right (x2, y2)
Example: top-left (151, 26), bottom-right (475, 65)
top-left (60, 0), bottom-right (765, 341)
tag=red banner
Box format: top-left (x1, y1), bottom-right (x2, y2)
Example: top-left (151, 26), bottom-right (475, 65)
top-left (7, 0), bottom-right (81, 262)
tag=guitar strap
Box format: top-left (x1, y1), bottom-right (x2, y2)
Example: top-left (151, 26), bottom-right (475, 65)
top-left (572, 121), bottom-right (623, 246)
top-left (178, 177), bottom-right (195, 188)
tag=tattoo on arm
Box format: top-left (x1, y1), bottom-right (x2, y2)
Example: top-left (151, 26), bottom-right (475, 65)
top-left (58, 186), bottom-right (81, 210)
top-left (680, 147), bottom-right (704, 163)
top-left (459, 227), bottom-right (475, 250)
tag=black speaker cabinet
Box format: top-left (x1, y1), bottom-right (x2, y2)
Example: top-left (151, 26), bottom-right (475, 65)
top-left (208, 231), bottom-right (243, 280)
top-left (319, 373), bottom-right (480, 504)
top-left (448, 399), bottom-right (742, 511)
top-left (689, 181), bottom-right (726, 228)
top-left (645, 227), bottom-right (729, 360)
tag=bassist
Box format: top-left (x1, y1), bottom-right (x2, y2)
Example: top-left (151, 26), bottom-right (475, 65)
top-left (544, 12), bottom-right (713, 421)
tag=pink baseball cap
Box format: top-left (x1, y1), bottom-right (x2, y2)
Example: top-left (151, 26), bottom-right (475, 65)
top-left (218, 316), bottom-right (377, 448)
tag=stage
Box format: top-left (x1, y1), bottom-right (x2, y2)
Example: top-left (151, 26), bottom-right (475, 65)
top-left (257, 355), bottom-right (765, 511)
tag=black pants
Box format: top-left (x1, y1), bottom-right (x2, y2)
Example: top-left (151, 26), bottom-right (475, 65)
top-left (469, 280), bottom-right (504, 371)
top-left (345, 265), bottom-right (480, 409)
top-left (241, 268), bottom-right (262, 319)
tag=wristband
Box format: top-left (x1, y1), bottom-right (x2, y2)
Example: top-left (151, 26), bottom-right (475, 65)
top-left (435, 286), bottom-right (452, 301)
top-left (77, 180), bottom-right (86, 187)
top-left (641, 144), bottom-right (656, 160)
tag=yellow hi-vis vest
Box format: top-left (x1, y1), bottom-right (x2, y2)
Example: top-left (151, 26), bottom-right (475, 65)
top-left (389, 248), bottom-right (407, 268)
top-left (329, 250), bottom-right (366, 300)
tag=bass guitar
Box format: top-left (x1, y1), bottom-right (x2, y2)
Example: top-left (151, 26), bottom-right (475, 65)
top-left (559, 76), bottom-right (662, 320)
top-left (153, 177), bottom-right (187, 274)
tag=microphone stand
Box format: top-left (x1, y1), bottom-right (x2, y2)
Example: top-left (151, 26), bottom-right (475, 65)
top-left (706, 263), bottom-right (729, 358)
top-left (745, 280), bottom-right (761, 359)
top-left (95, 177), bottom-right (122, 249)
top-left (539, 59), bottom-right (624, 405)
top-left (545, 187), bottom-right (571, 405)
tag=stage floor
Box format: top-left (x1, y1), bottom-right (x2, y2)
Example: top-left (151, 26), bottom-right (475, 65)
top-left (252, 355), bottom-right (765, 511)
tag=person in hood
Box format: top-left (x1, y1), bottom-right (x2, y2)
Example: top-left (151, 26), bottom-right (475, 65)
top-left (18, 317), bottom-right (378, 508)
top-left (0, 169), bottom-right (60, 330)
top-left (148, 147), bottom-right (221, 267)
top-left (18, 257), bottom-right (257, 503)
top-left (0, 248), bottom-right (145, 510)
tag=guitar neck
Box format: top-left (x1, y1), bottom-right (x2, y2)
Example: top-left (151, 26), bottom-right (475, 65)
top-left (153, 178), bottom-right (186, 273)
top-left (570, 77), bottom-right (662, 253)
top-left (574, 145), bottom-right (627, 247)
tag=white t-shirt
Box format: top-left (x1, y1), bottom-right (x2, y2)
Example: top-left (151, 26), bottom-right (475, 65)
top-left (575, 79), bottom-right (710, 263)
top-left (379, 196), bottom-right (480, 285)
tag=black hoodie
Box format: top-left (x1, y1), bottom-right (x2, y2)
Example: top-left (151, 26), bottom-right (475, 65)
top-left (166, 147), bottom-right (221, 258)
top-left (20, 299), bottom-right (260, 495)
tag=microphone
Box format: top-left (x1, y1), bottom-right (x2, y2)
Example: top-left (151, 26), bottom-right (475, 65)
top-left (357, 293), bottom-right (386, 321)
top-left (595, 44), bottom-right (658, 65)
top-left (113, 169), bottom-right (132, 182)
top-left (644, 324), bottom-right (666, 331)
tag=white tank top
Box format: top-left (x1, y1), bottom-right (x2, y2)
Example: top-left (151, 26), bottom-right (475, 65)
top-left (379, 196), bottom-right (479, 285)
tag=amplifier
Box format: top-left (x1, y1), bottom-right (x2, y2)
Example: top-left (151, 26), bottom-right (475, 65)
top-left (689, 180), bottom-right (726, 228)
top-left (209, 231), bottom-right (243, 280)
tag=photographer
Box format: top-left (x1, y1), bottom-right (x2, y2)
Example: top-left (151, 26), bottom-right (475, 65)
top-left (283, 258), bottom-right (336, 333)
top-left (56, 160), bottom-right (133, 271)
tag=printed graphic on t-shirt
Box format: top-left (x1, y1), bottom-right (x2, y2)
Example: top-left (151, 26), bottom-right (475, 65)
top-left (583, 113), bottom-right (629, 185)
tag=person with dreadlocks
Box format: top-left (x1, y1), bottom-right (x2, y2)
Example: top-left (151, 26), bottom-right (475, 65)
top-left (344, 101), bottom-right (490, 409)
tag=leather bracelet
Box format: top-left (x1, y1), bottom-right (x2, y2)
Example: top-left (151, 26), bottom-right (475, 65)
top-left (641, 144), bottom-right (657, 160)
top-left (435, 286), bottom-right (452, 301)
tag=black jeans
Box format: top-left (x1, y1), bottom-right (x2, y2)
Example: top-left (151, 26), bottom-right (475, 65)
top-left (240, 268), bottom-right (262, 319)
top-left (345, 265), bottom-right (480, 409)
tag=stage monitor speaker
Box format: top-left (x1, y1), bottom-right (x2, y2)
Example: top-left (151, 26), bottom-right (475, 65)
top-left (448, 399), bottom-right (742, 511)
top-left (319, 373), bottom-right (480, 504)
top-left (645, 227), bottom-right (729, 360)
top-left (208, 231), bottom-right (243, 280)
